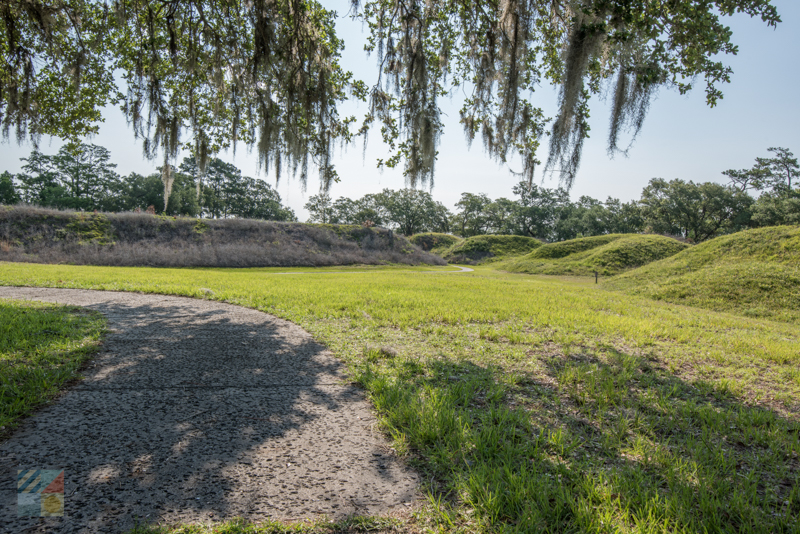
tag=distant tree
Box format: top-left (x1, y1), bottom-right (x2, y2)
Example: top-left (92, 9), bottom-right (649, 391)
top-left (377, 189), bottom-right (451, 236)
top-left (640, 178), bottom-right (753, 242)
top-left (606, 199), bottom-right (645, 234)
top-left (329, 197), bottom-right (359, 224)
top-left (564, 197), bottom-right (645, 237)
top-left (350, 194), bottom-right (386, 227)
top-left (180, 157), bottom-right (240, 218)
top-left (719, 147), bottom-right (800, 230)
top-left (484, 198), bottom-right (519, 235)
top-left (751, 189), bottom-right (800, 227)
top-left (15, 144), bottom-right (121, 210)
top-left (724, 147), bottom-right (799, 193)
top-left (511, 183), bottom-right (571, 241)
top-left (550, 195), bottom-right (606, 240)
top-left (15, 163), bottom-right (64, 207)
top-left (180, 157), bottom-right (294, 220)
top-left (106, 172), bottom-right (200, 216)
top-left (168, 172), bottom-right (204, 217)
top-left (452, 193), bottom-right (492, 237)
top-left (305, 193), bottom-right (334, 223)
top-left (328, 195), bottom-right (385, 226)
top-left (573, 196), bottom-right (608, 237)
top-left (722, 166), bottom-right (771, 193)
top-left (101, 172), bottom-right (156, 213)
top-left (427, 202), bottom-right (452, 235)
top-left (761, 148), bottom-right (799, 191)
top-left (0, 171), bottom-right (20, 205)
top-left (237, 177), bottom-right (296, 221)
top-left (551, 201), bottom-right (581, 241)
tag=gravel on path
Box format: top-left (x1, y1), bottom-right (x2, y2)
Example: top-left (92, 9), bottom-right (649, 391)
top-left (0, 287), bottom-right (419, 533)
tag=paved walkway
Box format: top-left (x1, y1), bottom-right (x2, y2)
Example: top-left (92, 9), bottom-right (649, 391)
top-left (0, 288), bottom-right (418, 533)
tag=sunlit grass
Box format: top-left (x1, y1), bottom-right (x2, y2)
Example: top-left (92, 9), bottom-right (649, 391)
top-left (215, 264), bottom-right (463, 273)
top-left (606, 225), bottom-right (800, 323)
top-left (1, 261), bottom-right (799, 533)
top-left (501, 234), bottom-right (689, 276)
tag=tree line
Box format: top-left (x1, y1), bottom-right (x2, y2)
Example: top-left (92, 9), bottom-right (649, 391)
top-left (3, 144), bottom-right (797, 243)
top-left (0, 144), bottom-right (296, 221)
top-left (305, 148), bottom-right (799, 242)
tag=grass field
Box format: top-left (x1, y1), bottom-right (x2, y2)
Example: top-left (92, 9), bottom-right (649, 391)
top-left (606, 226), bottom-right (800, 324)
top-left (1, 261), bottom-right (799, 533)
top-left (0, 297), bottom-right (105, 437)
top-left (502, 235), bottom-right (689, 277)
top-left (199, 264), bottom-right (464, 273)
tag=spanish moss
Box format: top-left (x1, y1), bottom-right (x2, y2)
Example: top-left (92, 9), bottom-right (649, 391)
top-left (607, 61), bottom-right (661, 157)
top-left (1, 0), bottom-right (783, 194)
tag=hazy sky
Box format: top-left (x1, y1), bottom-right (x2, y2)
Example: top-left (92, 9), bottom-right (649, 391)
top-left (2, 1), bottom-right (798, 220)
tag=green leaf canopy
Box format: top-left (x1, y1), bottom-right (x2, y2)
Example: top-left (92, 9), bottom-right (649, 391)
top-left (0, 0), bottom-right (781, 190)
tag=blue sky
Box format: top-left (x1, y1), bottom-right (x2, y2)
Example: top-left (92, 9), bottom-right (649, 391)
top-left (2, 1), bottom-right (798, 220)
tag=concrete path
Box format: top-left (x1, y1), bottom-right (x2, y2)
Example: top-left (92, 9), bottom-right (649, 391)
top-left (0, 288), bottom-right (419, 533)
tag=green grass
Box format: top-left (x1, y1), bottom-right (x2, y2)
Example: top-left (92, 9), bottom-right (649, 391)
top-left (0, 297), bottom-right (106, 436)
top-left (502, 234), bottom-right (689, 276)
top-left (205, 264), bottom-right (464, 273)
top-left (1, 261), bottom-right (799, 533)
top-left (443, 235), bottom-right (543, 263)
top-left (605, 226), bottom-right (800, 324)
top-left (408, 232), bottom-right (463, 255)
top-left (528, 234), bottom-right (628, 259)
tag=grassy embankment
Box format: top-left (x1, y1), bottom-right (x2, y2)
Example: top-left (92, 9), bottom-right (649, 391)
top-left (0, 205), bottom-right (443, 267)
top-left (408, 233), bottom-right (463, 255)
top-left (1, 260), bottom-right (798, 533)
top-left (502, 234), bottom-right (689, 277)
top-left (606, 225), bottom-right (800, 324)
top-left (0, 298), bottom-right (105, 437)
top-left (441, 235), bottom-right (543, 264)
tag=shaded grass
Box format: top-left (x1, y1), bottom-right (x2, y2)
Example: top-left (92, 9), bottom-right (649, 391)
top-left (1, 262), bottom-right (799, 532)
top-left (358, 347), bottom-right (800, 533)
top-left (443, 235), bottom-right (543, 264)
top-left (502, 235), bottom-right (689, 276)
top-left (606, 226), bottom-right (800, 323)
top-left (0, 298), bottom-right (106, 436)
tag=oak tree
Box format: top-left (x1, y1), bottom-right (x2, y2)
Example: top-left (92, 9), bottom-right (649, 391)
top-left (639, 178), bottom-right (752, 242)
top-left (2, 0), bottom-right (782, 193)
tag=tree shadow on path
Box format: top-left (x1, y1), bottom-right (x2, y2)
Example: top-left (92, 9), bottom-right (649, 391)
top-left (0, 290), bottom-right (418, 533)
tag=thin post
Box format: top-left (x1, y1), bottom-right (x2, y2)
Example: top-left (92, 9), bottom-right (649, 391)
top-left (594, 271), bottom-right (598, 284)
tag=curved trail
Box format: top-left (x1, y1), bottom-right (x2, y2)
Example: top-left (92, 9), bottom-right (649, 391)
top-left (0, 287), bottom-right (419, 533)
